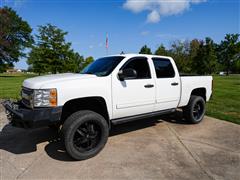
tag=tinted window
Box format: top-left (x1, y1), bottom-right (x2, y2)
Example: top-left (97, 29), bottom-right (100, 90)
top-left (121, 57), bottom-right (151, 79)
top-left (152, 58), bottom-right (175, 78)
top-left (81, 56), bottom-right (124, 76)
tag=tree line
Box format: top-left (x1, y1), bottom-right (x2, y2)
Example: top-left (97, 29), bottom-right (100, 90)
top-left (1, 6), bottom-right (240, 75)
top-left (139, 35), bottom-right (240, 75)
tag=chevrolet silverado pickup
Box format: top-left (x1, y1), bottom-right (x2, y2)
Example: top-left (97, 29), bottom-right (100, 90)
top-left (3, 54), bottom-right (213, 160)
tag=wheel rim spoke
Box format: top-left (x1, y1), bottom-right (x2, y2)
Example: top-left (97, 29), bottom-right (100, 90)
top-left (89, 131), bottom-right (98, 139)
top-left (193, 101), bottom-right (203, 119)
top-left (76, 129), bottom-right (85, 137)
top-left (73, 121), bottom-right (101, 152)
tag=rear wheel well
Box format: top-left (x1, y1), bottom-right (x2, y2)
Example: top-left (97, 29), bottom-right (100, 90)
top-left (190, 88), bottom-right (206, 101)
top-left (61, 97), bottom-right (110, 126)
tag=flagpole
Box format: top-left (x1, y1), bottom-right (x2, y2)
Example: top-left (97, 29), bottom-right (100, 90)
top-left (106, 33), bottom-right (108, 55)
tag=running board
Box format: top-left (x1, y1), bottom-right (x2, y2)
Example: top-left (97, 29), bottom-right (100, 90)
top-left (111, 109), bottom-right (176, 125)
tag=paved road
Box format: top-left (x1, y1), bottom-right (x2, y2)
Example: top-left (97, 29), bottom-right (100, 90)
top-left (0, 108), bottom-right (239, 180)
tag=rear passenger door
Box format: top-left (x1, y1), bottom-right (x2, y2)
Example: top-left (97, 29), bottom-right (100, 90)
top-left (152, 58), bottom-right (181, 111)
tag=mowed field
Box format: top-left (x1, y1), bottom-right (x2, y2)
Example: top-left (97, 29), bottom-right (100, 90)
top-left (0, 73), bottom-right (36, 99)
top-left (0, 73), bottom-right (239, 124)
top-left (206, 75), bottom-right (240, 124)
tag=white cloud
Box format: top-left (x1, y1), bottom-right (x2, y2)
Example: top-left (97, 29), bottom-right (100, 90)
top-left (124, 0), bottom-right (207, 23)
top-left (147, 10), bottom-right (160, 23)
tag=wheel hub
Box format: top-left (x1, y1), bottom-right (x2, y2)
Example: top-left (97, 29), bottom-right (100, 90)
top-left (193, 101), bottom-right (204, 120)
top-left (73, 121), bottom-right (101, 152)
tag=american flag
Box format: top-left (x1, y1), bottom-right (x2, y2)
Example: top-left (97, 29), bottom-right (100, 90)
top-left (106, 33), bottom-right (108, 49)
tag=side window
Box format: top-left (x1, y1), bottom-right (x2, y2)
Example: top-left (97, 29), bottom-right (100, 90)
top-left (152, 58), bottom-right (175, 78)
top-left (121, 57), bottom-right (151, 79)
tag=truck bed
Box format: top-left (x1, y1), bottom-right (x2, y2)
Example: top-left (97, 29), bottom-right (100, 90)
top-left (178, 76), bottom-right (212, 107)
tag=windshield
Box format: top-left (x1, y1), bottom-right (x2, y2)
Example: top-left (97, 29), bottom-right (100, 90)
top-left (81, 56), bottom-right (125, 76)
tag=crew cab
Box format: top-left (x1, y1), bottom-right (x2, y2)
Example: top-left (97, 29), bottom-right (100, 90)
top-left (3, 54), bottom-right (212, 160)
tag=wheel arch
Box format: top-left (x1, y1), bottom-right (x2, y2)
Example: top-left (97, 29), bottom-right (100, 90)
top-left (190, 87), bottom-right (206, 101)
top-left (61, 96), bottom-right (110, 128)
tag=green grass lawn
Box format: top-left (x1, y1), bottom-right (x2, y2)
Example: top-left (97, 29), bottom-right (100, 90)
top-left (0, 73), bottom-right (239, 124)
top-left (206, 75), bottom-right (240, 124)
top-left (0, 73), bottom-right (36, 99)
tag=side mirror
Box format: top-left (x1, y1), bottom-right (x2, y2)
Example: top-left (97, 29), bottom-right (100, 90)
top-left (118, 68), bottom-right (137, 81)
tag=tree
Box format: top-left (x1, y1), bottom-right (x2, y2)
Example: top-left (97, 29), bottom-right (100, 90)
top-left (232, 56), bottom-right (240, 73)
top-left (191, 41), bottom-right (206, 74)
top-left (191, 38), bottom-right (217, 75)
top-left (189, 39), bottom-right (200, 59)
top-left (155, 44), bottom-right (168, 56)
top-left (27, 46), bottom-right (47, 75)
top-left (188, 39), bottom-right (201, 73)
top-left (169, 40), bottom-right (191, 73)
top-left (204, 37), bottom-right (217, 74)
top-left (81, 56), bottom-right (94, 70)
top-left (139, 45), bottom-right (152, 54)
top-left (28, 24), bottom-right (82, 74)
top-left (63, 51), bottom-right (84, 73)
top-left (217, 34), bottom-right (240, 75)
top-left (0, 6), bottom-right (33, 72)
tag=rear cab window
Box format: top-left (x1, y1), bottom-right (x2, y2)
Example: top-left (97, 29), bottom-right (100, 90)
top-left (152, 58), bottom-right (175, 78)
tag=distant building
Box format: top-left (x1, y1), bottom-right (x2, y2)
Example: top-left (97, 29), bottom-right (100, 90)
top-left (6, 68), bottom-right (23, 73)
top-left (219, 72), bottom-right (226, 76)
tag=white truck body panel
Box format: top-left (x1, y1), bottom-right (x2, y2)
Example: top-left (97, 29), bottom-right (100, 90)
top-left (22, 54), bottom-right (212, 120)
top-left (111, 56), bottom-right (155, 119)
top-left (179, 76), bottom-right (212, 107)
top-left (151, 57), bottom-right (181, 111)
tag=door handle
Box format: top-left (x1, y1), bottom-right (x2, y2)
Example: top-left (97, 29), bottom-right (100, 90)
top-left (144, 84), bottom-right (154, 88)
top-left (171, 82), bottom-right (179, 86)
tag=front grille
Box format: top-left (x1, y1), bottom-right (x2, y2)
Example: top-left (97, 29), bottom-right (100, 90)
top-left (22, 98), bottom-right (31, 107)
top-left (21, 87), bottom-right (33, 108)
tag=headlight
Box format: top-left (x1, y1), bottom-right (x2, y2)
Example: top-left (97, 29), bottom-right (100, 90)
top-left (33, 89), bottom-right (57, 107)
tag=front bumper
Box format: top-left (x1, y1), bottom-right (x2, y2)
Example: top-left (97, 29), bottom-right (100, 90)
top-left (2, 100), bottom-right (62, 128)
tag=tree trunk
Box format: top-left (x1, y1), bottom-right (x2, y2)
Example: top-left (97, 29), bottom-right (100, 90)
top-left (226, 60), bottom-right (230, 76)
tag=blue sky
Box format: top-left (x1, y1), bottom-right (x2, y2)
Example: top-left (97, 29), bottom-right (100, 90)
top-left (1, 0), bottom-right (239, 69)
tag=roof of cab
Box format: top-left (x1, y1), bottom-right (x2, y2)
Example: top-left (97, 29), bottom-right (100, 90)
top-left (105, 53), bottom-right (172, 59)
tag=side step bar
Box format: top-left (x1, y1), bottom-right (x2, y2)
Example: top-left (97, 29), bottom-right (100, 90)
top-left (111, 109), bottom-right (176, 125)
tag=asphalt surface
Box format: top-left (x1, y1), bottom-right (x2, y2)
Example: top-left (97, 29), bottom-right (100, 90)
top-left (0, 106), bottom-right (239, 180)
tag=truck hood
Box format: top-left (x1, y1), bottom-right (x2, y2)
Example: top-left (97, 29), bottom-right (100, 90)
top-left (23, 73), bottom-right (96, 89)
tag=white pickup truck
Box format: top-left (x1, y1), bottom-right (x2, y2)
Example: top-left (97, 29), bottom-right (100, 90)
top-left (3, 54), bottom-right (212, 160)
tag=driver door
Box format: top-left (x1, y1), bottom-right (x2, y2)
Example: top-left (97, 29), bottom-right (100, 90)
top-left (112, 57), bottom-right (155, 119)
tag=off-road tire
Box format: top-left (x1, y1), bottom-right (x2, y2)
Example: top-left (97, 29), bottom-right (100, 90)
top-left (62, 110), bottom-right (109, 160)
top-left (183, 95), bottom-right (206, 124)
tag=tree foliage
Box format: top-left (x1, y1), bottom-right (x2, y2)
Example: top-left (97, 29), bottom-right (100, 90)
top-left (217, 34), bottom-right (240, 75)
top-left (191, 38), bottom-right (217, 74)
top-left (27, 24), bottom-right (83, 74)
top-left (143, 34), bottom-right (239, 75)
top-left (155, 44), bottom-right (168, 56)
top-left (0, 6), bottom-right (33, 72)
top-left (139, 45), bottom-right (152, 54)
top-left (81, 56), bottom-right (94, 70)
top-left (169, 40), bottom-right (191, 73)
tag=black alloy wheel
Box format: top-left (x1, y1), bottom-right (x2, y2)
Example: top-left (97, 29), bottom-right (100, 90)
top-left (183, 95), bottom-right (206, 124)
top-left (73, 121), bottom-right (101, 152)
top-left (62, 110), bottom-right (109, 160)
top-left (192, 101), bottom-right (204, 120)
